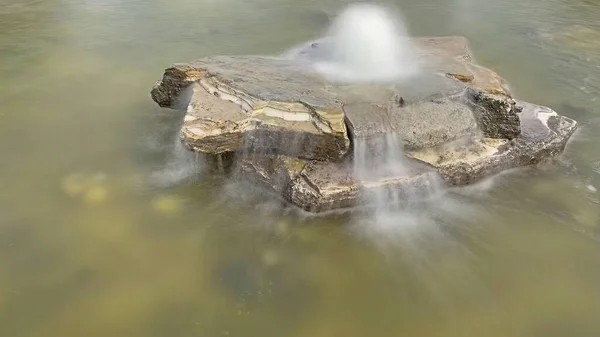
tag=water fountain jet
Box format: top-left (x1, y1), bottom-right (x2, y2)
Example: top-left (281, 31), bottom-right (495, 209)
top-left (314, 3), bottom-right (420, 83)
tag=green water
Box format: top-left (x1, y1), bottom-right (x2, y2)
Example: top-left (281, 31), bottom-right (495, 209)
top-left (1, 0), bottom-right (600, 336)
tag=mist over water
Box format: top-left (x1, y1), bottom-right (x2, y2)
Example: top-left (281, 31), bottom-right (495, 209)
top-left (353, 133), bottom-right (411, 182)
top-left (2, 0), bottom-right (600, 336)
top-left (311, 3), bottom-right (446, 238)
top-left (351, 131), bottom-right (449, 249)
top-left (149, 137), bottom-right (202, 188)
top-left (314, 3), bottom-right (420, 83)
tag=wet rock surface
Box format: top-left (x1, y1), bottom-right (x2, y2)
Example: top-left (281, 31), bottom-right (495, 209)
top-left (152, 56), bottom-right (349, 161)
top-left (408, 101), bottom-right (577, 186)
top-left (151, 36), bottom-right (578, 212)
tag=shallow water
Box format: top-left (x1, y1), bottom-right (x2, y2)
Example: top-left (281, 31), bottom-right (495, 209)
top-left (1, 0), bottom-right (600, 336)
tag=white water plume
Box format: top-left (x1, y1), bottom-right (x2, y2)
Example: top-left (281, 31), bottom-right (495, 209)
top-left (353, 132), bottom-right (411, 181)
top-left (307, 3), bottom-right (449, 236)
top-left (352, 131), bottom-right (446, 240)
top-left (314, 3), bottom-right (420, 83)
top-left (354, 132), bottom-right (443, 201)
top-left (150, 138), bottom-right (202, 187)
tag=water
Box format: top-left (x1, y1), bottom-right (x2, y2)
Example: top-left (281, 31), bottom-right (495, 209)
top-left (314, 3), bottom-right (420, 82)
top-left (351, 130), bottom-right (446, 252)
top-left (2, 0), bottom-right (600, 336)
top-left (353, 133), bottom-right (411, 181)
top-left (331, 4), bottom-right (444, 231)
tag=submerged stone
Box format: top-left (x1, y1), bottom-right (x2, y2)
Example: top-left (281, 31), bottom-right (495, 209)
top-left (151, 36), bottom-right (578, 213)
top-left (212, 256), bottom-right (318, 319)
top-left (241, 155), bottom-right (442, 212)
top-left (61, 173), bottom-right (89, 197)
top-left (408, 101), bottom-right (577, 186)
top-left (61, 172), bottom-right (110, 205)
top-left (83, 185), bottom-right (109, 205)
top-left (151, 194), bottom-right (184, 215)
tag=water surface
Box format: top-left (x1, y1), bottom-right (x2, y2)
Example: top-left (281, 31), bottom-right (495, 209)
top-left (1, 0), bottom-right (600, 336)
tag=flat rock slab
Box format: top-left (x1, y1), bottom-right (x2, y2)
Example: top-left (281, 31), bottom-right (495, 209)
top-left (409, 101), bottom-right (578, 185)
top-left (150, 35), bottom-right (578, 213)
top-left (242, 101), bottom-right (576, 212)
top-left (151, 36), bottom-right (521, 161)
top-left (240, 154), bottom-right (441, 212)
top-left (153, 56), bottom-right (349, 161)
top-left (290, 36), bottom-right (522, 148)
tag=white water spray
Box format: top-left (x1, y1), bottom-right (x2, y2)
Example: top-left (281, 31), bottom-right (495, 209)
top-left (150, 138), bottom-right (202, 187)
top-left (353, 133), bottom-right (411, 182)
top-left (315, 3), bottom-right (420, 83)
top-left (303, 4), bottom-right (449, 240)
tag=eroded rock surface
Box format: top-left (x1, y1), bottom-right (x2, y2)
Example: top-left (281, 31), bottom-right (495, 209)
top-left (151, 36), bottom-right (578, 212)
top-left (240, 155), bottom-right (441, 212)
top-left (408, 101), bottom-right (577, 185)
top-left (151, 36), bottom-right (520, 160)
top-left (241, 100), bottom-right (576, 212)
top-left (153, 56), bottom-right (349, 161)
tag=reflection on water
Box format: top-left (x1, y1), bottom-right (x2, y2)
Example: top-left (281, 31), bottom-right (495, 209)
top-left (1, 0), bottom-right (600, 336)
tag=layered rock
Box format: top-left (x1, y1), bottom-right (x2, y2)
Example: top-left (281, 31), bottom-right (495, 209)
top-left (152, 56), bottom-right (349, 161)
top-left (240, 156), bottom-right (442, 212)
top-left (150, 36), bottom-right (578, 212)
top-left (241, 100), bottom-right (576, 212)
top-left (408, 101), bottom-right (578, 185)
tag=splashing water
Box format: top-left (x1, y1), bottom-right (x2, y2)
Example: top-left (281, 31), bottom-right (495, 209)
top-left (303, 4), bottom-right (449, 240)
top-left (353, 133), bottom-right (444, 215)
top-left (351, 132), bottom-right (453, 254)
top-left (353, 133), bottom-right (411, 182)
top-left (314, 3), bottom-right (420, 83)
top-left (150, 138), bottom-right (202, 187)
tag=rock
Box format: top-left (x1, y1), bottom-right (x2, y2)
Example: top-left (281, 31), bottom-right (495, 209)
top-left (340, 83), bottom-right (521, 151)
top-left (295, 37), bottom-right (521, 149)
top-left (537, 24), bottom-right (600, 62)
top-left (153, 56), bottom-right (349, 161)
top-left (339, 80), bottom-right (481, 151)
top-left (151, 36), bottom-right (578, 212)
top-left (241, 102), bottom-right (575, 212)
top-left (447, 73), bottom-right (474, 83)
top-left (239, 155), bottom-right (307, 193)
top-left (290, 35), bottom-right (511, 95)
top-left (159, 37), bottom-right (519, 156)
top-left (151, 37), bottom-right (516, 161)
top-left (242, 156), bottom-right (441, 212)
top-left (469, 90), bottom-right (521, 139)
top-left (61, 172), bottom-right (110, 204)
top-left (414, 36), bottom-right (512, 96)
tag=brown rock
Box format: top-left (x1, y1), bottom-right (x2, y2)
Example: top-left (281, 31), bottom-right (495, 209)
top-left (150, 36), bottom-right (578, 212)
